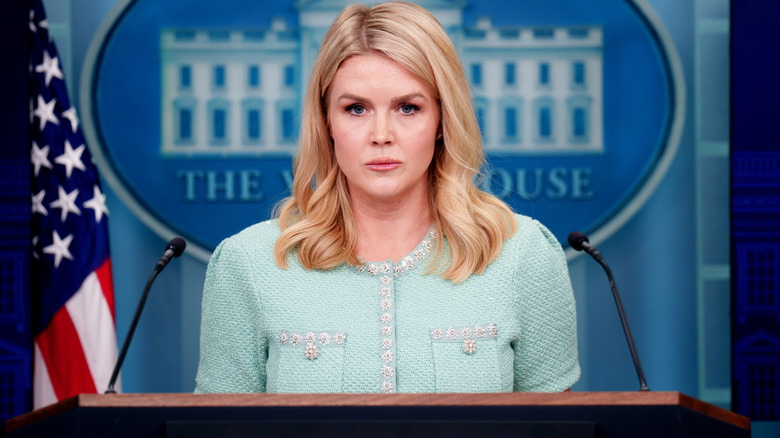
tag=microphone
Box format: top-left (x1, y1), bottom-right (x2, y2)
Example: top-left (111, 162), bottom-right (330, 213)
top-left (156, 237), bottom-right (187, 270)
top-left (568, 231), bottom-right (650, 392)
top-left (105, 237), bottom-right (187, 394)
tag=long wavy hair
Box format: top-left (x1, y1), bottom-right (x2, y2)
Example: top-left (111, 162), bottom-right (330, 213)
top-left (274, 1), bottom-right (515, 283)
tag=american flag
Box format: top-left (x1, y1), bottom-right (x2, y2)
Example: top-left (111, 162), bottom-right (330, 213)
top-left (28, 0), bottom-right (120, 408)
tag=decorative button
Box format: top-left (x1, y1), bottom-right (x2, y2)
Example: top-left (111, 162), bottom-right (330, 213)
top-left (291, 333), bottom-right (303, 345)
top-left (305, 343), bottom-right (320, 360)
top-left (461, 327), bottom-right (472, 339)
top-left (381, 380), bottom-right (394, 393)
top-left (446, 327), bottom-right (458, 340)
top-left (381, 338), bottom-right (393, 349)
top-left (382, 351), bottom-right (395, 363)
top-left (319, 332), bottom-right (331, 345)
top-left (279, 331), bottom-right (289, 344)
top-left (462, 339), bottom-right (477, 355)
top-left (487, 324), bottom-right (498, 338)
top-left (305, 332), bottom-right (316, 343)
top-left (474, 326), bottom-right (486, 338)
top-left (381, 365), bottom-right (395, 378)
top-left (381, 326), bottom-right (393, 336)
top-left (333, 332), bottom-right (347, 344)
top-left (380, 313), bottom-right (392, 323)
top-left (380, 299), bottom-right (392, 311)
top-left (431, 328), bottom-right (443, 340)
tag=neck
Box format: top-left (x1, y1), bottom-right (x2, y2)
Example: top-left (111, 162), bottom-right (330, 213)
top-left (350, 190), bottom-right (432, 264)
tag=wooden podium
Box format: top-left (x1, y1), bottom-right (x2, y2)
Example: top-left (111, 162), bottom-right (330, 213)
top-left (5, 392), bottom-right (749, 437)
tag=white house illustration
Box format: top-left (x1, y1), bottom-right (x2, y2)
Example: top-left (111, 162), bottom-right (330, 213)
top-left (159, 0), bottom-right (603, 157)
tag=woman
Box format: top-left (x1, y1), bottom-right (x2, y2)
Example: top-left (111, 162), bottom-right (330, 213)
top-left (195, 1), bottom-right (580, 394)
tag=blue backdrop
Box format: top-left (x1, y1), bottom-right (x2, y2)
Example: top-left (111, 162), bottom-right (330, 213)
top-left (3, 1), bottom-right (778, 436)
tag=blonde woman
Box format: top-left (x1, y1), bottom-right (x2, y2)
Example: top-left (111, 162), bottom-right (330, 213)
top-left (196, 1), bottom-right (580, 394)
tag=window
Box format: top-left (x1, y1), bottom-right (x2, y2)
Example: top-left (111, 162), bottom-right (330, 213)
top-left (214, 65), bottom-right (226, 89)
top-left (248, 65), bottom-right (260, 88)
top-left (284, 65), bottom-right (295, 87)
top-left (747, 362), bottom-right (779, 419)
top-left (567, 96), bottom-right (592, 143)
top-left (179, 66), bottom-right (191, 89)
top-left (242, 98), bottom-right (264, 145)
top-left (213, 110), bottom-right (226, 139)
top-left (248, 110), bottom-right (260, 139)
top-left (572, 61), bottom-right (586, 87)
top-left (568, 28), bottom-right (590, 39)
top-left (540, 107), bottom-right (551, 137)
top-left (209, 30), bottom-right (230, 42)
top-left (208, 99), bottom-right (230, 145)
top-left (533, 28), bottom-right (555, 39)
top-left (180, 108), bottom-right (192, 140)
top-left (281, 109), bottom-right (294, 139)
top-left (505, 63), bottom-right (516, 86)
top-left (746, 248), bottom-right (778, 311)
top-left (499, 97), bottom-right (523, 144)
top-left (174, 30), bottom-right (195, 41)
top-left (539, 63), bottom-right (550, 86)
top-left (173, 97), bottom-right (197, 145)
top-left (276, 100), bottom-right (298, 144)
top-left (534, 97), bottom-right (555, 142)
top-left (471, 64), bottom-right (482, 86)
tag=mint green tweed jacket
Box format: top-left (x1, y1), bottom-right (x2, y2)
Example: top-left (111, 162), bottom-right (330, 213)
top-left (195, 214), bottom-right (580, 394)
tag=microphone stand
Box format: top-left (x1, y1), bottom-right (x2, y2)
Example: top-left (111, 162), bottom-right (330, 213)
top-left (105, 266), bottom-right (163, 394)
top-left (105, 237), bottom-right (186, 394)
top-left (590, 253), bottom-right (650, 392)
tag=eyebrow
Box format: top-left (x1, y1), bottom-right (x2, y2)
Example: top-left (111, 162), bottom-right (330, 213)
top-left (336, 92), bottom-right (428, 106)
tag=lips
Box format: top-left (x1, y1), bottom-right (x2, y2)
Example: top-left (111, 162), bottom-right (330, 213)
top-left (365, 158), bottom-right (401, 171)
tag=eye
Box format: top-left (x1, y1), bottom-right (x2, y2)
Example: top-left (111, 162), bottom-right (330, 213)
top-left (399, 103), bottom-right (419, 114)
top-left (346, 104), bottom-right (366, 115)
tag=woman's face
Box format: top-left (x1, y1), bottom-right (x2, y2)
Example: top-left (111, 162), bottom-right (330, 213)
top-left (327, 54), bottom-right (440, 205)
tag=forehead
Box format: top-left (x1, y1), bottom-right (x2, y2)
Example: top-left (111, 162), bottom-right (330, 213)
top-left (330, 54), bottom-right (434, 98)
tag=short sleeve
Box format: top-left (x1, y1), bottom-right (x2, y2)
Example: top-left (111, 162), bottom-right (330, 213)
top-left (194, 237), bottom-right (268, 393)
top-left (511, 218), bottom-right (580, 392)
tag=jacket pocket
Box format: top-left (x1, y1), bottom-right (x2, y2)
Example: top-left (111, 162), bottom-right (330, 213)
top-left (267, 330), bottom-right (347, 393)
top-left (430, 325), bottom-right (501, 392)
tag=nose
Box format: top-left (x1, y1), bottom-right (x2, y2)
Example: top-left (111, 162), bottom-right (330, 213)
top-left (370, 113), bottom-right (394, 146)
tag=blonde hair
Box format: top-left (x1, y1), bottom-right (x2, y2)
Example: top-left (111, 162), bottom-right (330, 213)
top-left (274, 1), bottom-right (516, 282)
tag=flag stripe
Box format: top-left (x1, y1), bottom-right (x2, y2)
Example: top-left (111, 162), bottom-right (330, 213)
top-left (65, 269), bottom-right (119, 394)
top-left (32, 345), bottom-right (58, 410)
top-left (34, 307), bottom-right (98, 402)
top-left (96, 258), bottom-right (116, 321)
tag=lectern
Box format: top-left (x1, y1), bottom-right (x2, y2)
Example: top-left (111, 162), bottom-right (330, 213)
top-left (5, 392), bottom-right (749, 438)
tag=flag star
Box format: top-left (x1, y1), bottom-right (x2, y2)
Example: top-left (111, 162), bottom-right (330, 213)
top-left (62, 107), bottom-right (79, 133)
top-left (43, 230), bottom-right (74, 268)
top-left (54, 140), bottom-right (87, 178)
top-left (31, 141), bottom-right (53, 176)
top-left (35, 50), bottom-right (64, 87)
top-left (32, 189), bottom-right (48, 216)
top-left (83, 185), bottom-right (109, 223)
top-left (34, 95), bottom-right (59, 131)
top-left (49, 186), bottom-right (81, 222)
